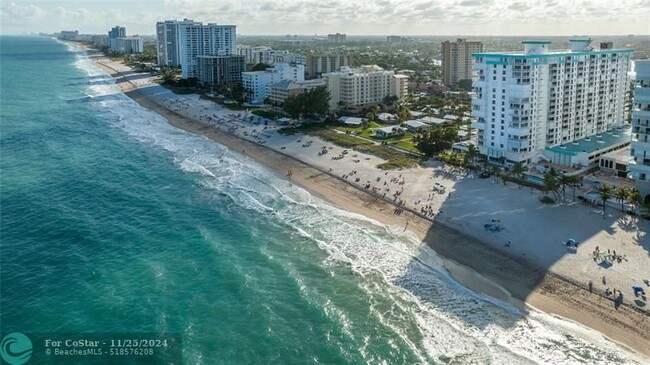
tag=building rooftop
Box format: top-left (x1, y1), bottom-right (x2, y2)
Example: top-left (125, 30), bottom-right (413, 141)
top-left (602, 145), bottom-right (635, 165)
top-left (473, 48), bottom-right (633, 59)
top-left (338, 116), bottom-right (364, 125)
top-left (545, 125), bottom-right (632, 156)
top-left (420, 116), bottom-right (448, 125)
top-left (404, 120), bottom-right (430, 129)
top-left (521, 40), bottom-right (552, 44)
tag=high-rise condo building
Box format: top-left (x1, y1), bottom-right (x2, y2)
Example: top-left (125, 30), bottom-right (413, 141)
top-left (108, 26), bottom-right (126, 49)
top-left (327, 33), bottom-right (346, 43)
top-left (59, 30), bottom-right (79, 41)
top-left (113, 37), bottom-right (144, 54)
top-left (441, 38), bottom-right (483, 86)
top-left (156, 19), bottom-right (236, 78)
top-left (630, 60), bottom-right (650, 199)
top-left (471, 39), bottom-right (632, 164)
top-left (305, 55), bottom-right (353, 79)
top-left (323, 65), bottom-right (409, 111)
top-left (196, 55), bottom-right (245, 86)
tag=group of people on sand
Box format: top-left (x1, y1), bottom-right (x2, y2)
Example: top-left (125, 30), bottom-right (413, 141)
top-left (592, 246), bottom-right (627, 265)
top-left (418, 204), bottom-right (437, 218)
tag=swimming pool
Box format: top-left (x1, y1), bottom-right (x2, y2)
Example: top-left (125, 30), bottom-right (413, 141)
top-left (525, 174), bottom-right (544, 185)
top-left (585, 191), bottom-right (601, 200)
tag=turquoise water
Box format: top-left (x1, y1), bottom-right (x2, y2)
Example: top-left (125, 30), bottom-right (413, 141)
top-left (0, 37), bottom-right (642, 364)
top-left (525, 174), bottom-right (544, 185)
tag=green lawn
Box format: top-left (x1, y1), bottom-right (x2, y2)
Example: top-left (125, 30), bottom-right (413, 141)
top-left (356, 145), bottom-right (420, 169)
top-left (159, 82), bottom-right (197, 95)
top-left (312, 129), bottom-right (373, 148)
top-left (252, 109), bottom-right (285, 120)
top-left (390, 140), bottom-right (420, 152)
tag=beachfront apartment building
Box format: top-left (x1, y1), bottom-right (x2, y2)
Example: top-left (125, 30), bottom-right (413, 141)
top-left (92, 35), bottom-right (108, 47)
top-left (59, 30), bottom-right (79, 41)
top-left (156, 19), bottom-right (236, 78)
top-left (471, 39), bottom-right (632, 165)
top-left (237, 46), bottom-right (271, 64)
top-left (323, 65), bottom-right (409, 111)
top-left (237, 46), bottom-right (306, 66)
top-left (112, 36), bottom-right (144, 54)
top-left (242, 63), bottom-right (305, 104)
top-left (267, 79), bottom-right (326, 106)
top-left (196, 55), bottom-right (245, 86)
top-left (630, 60), bottom-right (650, 200)
top-left (305, 55), bottom-right (353, 79)
top-left (108, 26), bottom-right (126, 50)
top-left (442, 38), bottom-right (483, 86)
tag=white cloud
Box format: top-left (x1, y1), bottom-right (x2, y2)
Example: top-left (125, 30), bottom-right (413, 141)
top-left (0, 0), bottom-right (647, 35)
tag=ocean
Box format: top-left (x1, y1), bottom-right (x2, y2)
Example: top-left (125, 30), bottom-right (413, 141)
top-left (0, 36), bottom-right (641, 364)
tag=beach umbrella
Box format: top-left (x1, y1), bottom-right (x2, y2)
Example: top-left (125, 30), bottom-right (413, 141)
top-left (633, 286), bottom-right (645, 294)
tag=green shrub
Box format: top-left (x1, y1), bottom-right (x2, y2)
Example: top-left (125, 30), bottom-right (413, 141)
top-left (540, 196), bottom-right (555, 204)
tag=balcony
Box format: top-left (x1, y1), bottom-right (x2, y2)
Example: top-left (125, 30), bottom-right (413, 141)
top-left (472, 120), bottom-right (486, 130)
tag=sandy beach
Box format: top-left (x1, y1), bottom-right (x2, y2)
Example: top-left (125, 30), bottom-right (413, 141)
top-left (90, 54), bottom-right (650, 359)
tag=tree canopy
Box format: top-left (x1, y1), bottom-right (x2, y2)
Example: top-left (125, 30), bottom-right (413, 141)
top-left (251, 63), bottom-right (273, 71)
top-left (283, 86), bottom-right (331, 119)
top-left (413, 125), bottom-right (459, 156)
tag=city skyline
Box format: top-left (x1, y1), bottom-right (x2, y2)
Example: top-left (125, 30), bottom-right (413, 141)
top-left (1, 0), bottom-right (649, 36)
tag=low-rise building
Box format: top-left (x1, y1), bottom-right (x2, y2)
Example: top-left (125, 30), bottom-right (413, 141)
top-left (267, 79), bottom-right (325, 105)
top-left (338, 116), bottom-right (364, 126)
top-left (378, 113), bottom-right (397, 123)
top-left (404, 120), bottom-right (431, 132)
top-left (242, 63), bottom-right (305, 104)
top-left (196, 55), bottom-right (245, 86)
top-left (543, 125), bottom-right (632, 169)
top-left (599, 146), bottom-right (634, 178)
top-left (375, 126), bottom-right (403, 138)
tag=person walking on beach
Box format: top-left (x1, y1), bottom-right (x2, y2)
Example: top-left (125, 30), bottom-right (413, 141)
top-left (403, 221), bottom-right (409, 232)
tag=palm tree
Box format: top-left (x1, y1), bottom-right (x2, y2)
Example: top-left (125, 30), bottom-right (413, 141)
top-left (568, 175), bottom-right (582, 201)
top-left (491, 165), bottom-right (500, 184)
top-left (511, 162), bottom-right (525, 189)
top-left (614, 186), bottom-right (630, 213)
top-left (424, 105), bottom-right (435, 118)
top-left (497, 155), bottom-right (506, 166)
top-left (628, 188), bottom-right (642, 216)
top-left (396, 102), bottom-right (411, 123)
top-left (366, 105), bottom-right (380, 124)
top-left (466, 144), bottom-right (479, 167)
top-left (543, 172), bottom-right (560, 201)
top-left (559, 174), bottom-right (574, 204)
top-left (598, 184), bottom-right (613, 217)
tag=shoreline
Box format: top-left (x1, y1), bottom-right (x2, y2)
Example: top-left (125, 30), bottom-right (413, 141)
top-left (91, 56), bottom-right (650, 359)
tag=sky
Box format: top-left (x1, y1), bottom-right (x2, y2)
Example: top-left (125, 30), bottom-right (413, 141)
top-left (1, 0), bottom-right (649, 36)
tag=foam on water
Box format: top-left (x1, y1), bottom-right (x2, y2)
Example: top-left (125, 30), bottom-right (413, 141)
top-left (77, 59), bottom-right (645, 364)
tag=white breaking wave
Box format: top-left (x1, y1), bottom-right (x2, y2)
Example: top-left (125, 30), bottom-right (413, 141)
top-left (73, 59), bottom-right (645, 365)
